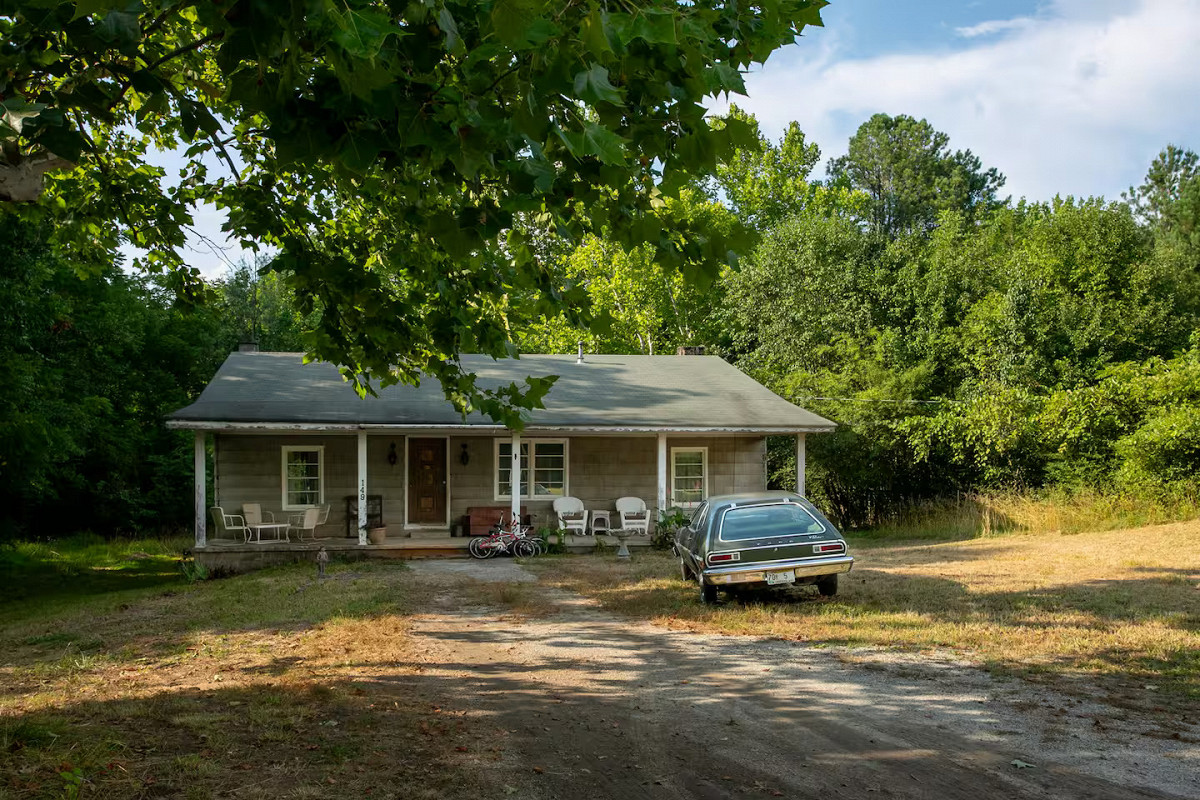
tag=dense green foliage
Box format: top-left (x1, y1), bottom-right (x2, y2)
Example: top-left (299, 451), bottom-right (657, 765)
top-left (519, 113), bottom-right (1200, 528)
top-left (0, 219), bottom-right (309, 539)
top-left (3, 59), bottom-right (1197, 537)
top-left (1, 0), bottom-right (829, 422)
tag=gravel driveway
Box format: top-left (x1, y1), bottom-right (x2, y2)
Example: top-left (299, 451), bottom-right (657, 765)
top-left (402, 560), bottom-right (1198, 799)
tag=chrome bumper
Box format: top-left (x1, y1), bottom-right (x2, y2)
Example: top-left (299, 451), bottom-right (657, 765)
top-left (703, 555), bottom-right (854, 585)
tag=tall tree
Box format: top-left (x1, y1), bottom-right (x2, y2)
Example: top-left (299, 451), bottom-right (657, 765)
top-left (710, 105), bottom-right (864, 230)
top-left (0, 0), bottom-right (830, 424)
top-left (1124, 145), bottom-right (1200, 257)
top-left (827, 113), bottom-right (1006, 238)
top-left (0, 216), bottom-right (225, 539)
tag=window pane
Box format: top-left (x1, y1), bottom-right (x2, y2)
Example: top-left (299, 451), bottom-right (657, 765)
top-left (673, 450), bottom-right (705, 505)
top-left (531, 442), bottom-right (565, 496)
top-left (496, 442), bottom-right (531, 498)
top-left (285, 449), bottom-right (322, 506)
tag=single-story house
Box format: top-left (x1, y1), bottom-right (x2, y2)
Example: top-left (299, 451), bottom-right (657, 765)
top-left (167, 348), bottom-right (834, 564)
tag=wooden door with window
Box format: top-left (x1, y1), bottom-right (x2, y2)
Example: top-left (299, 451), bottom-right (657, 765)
top-left (407, 438), bottom-right (447, 525)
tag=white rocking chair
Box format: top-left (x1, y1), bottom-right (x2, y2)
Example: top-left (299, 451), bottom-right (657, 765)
top-left (552, 496), bottom-right (590, 536)
top-left (616, 496), bottom-right (650, 536)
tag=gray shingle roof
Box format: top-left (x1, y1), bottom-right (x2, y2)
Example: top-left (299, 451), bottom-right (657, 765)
top-left (167, 352), bottom-right (835, 432)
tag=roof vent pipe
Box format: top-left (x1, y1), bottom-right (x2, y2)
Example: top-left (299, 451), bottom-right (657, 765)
top-left (577, 342), bottom-right (585, 364)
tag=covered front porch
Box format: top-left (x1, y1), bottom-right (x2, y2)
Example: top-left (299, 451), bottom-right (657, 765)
top-left (184, 426), bottom-right (811, 567)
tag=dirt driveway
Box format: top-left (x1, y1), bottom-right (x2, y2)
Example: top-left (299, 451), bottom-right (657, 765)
top-left (402, 560), bottom-right (1198, 800)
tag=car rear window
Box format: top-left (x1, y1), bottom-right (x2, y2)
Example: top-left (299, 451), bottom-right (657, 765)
top-left (718, 503), bottom-right (826, 541)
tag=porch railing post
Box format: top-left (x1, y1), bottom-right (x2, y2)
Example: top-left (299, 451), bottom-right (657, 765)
top-left (656, 432), bottom-right (667, 522)
top-left (357, 430), bottom-right (368, 545)
top-left (194, 430), bottom-right (206, 549)
top-left (796, 433), bottom-right (807, 497)
top-left (510, 430), bottom-right (521, 526)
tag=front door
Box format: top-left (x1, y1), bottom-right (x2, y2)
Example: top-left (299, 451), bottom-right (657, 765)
top-left (407, 438), bottom-right (447, 525)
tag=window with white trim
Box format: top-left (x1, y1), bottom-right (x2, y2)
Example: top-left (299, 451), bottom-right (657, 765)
top-left (282, 446), bottom-right (324, 510)
top-left (671, 447), bottom-right (708, 508)
top-left (495, 439), bottom-right (568, 500)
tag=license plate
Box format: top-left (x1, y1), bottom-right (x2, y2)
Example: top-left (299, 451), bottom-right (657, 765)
top-left (765, 570), bottom-right (796, 585)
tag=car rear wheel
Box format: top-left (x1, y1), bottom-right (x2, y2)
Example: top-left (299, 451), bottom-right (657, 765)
top-left (815, 573), bottom-right (838, 597)
top-left (699, 577), bottom-right (718, 605)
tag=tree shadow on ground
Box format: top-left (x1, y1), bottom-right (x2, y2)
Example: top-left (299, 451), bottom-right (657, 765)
top-left (3, 607), bottom-right (1187, 800)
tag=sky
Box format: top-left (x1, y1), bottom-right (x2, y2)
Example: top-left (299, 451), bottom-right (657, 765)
top-left (715, 0), bottom-right (1200, 203)
top-left (166, 0), bottom-right (1200, 278)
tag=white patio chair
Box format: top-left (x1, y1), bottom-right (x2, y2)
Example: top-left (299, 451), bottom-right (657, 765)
top-left (209, 506), bottom-right (250, 542)
top-left (616, 496), bottom-right (650, 536)
top-left (242, 503), bottom-right (274, 526)
top-left (553, 496), bottom-right (590, 536)
top-left (288, 507), bottom-right (322, 542)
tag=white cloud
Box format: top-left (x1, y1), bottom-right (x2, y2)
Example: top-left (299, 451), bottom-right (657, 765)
top-left (716, 0), bottom-right (1200, 202)
top-left (955, 18), bottom-right (1033, 38)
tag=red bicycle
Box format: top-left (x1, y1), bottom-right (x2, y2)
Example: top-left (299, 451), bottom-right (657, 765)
top-left (468, 513), bottom-right (542, 558)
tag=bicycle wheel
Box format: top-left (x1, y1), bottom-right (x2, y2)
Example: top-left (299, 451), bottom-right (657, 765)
top-left (514, 538), bottom-right (537, 558)
top-left (468, 537), bottom-right (489, 559)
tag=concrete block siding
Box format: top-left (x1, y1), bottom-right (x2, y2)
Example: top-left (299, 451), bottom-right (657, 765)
top-left (213, 433), bottom-right (768, 537)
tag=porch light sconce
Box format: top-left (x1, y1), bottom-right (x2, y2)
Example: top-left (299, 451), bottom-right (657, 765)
top-left (460, 443), bottom-right (470, 466)
top-left (386, 442), bottom-right (398, 467)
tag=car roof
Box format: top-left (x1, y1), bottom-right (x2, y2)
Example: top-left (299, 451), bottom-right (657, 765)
top-left (702, 491), bottom-right (807, 512)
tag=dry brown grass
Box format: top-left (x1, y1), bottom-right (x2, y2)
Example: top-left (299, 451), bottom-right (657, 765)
top-left (527, 521), bottom-right (1200, 707)
top-left (0, 562), bottom-right (518, 799)
top-left (863, 486), bottom-right (1200, 542)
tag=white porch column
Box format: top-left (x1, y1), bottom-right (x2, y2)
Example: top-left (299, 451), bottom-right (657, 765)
top-left (194, 431), bottom-right (206, 548)
top-left (357, 431), bottom-right (368, 545)
top-left (656, 433), bottom-right (668, 519)
top-left (510, 430), bottom-right (521, 525)
top-left (796, 433), bottom-right (807, 497)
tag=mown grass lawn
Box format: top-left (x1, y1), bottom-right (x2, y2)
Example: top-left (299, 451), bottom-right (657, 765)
top-left (3, 522), bottom-right (1198, 797)
top-left (528, 520), bottom-right (1200, 706)
top-left (0, 539), bottom-right (492, 800)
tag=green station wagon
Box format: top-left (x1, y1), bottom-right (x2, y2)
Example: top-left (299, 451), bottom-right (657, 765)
top-left (673, 491), bottom-right (854, 604)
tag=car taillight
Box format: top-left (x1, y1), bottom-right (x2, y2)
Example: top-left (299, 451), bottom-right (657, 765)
top-left (814, 542), bottom-right (845, 554)
top-left (708, 552), bottom-right (740, 564)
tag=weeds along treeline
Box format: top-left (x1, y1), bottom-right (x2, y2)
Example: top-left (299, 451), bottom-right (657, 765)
top-left (2, 111), bottom-right (1198, 538)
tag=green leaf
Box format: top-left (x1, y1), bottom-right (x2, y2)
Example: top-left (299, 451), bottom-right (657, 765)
top-left (795, 1), bottom-right (830, 29)
top-left (630, 10), bottom-right (676, 44)
top-left (573, 64), bottom-right (623, 106)
top-left (1, 99), bottom-right (47, 136)
top-left (179, 99), bottom-right (222, 141)
top-left (555, 121), bottom-right (628, 166)
top-left (71, 0), bottom-right (127, 20)
top-left (34, 125), bottom-right (88, 162)
top-left (580, 8), bottom-right (614, 57)
top-left (490, 0), bottom-right (538, 47)
top-left (337, 130), bottom-right (384, 174)
top-left (704, 63), bottom-right (746, 97)
top-left (437, 7), bottom-right (461, 51)
top-left (332, 8), bottom-right (401, 59)
top-left (94, 11), bottom-right (140, 55)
